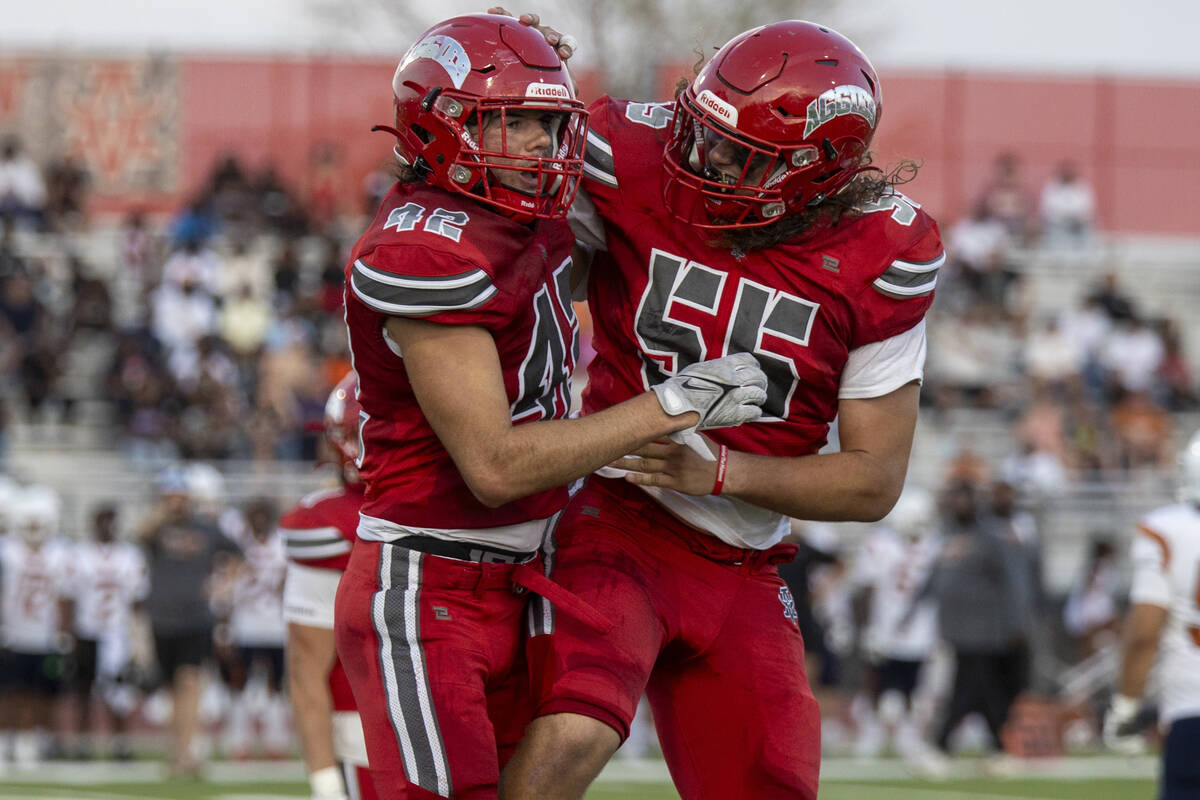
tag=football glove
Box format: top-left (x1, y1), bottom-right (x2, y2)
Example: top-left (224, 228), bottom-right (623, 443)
top-left (652, 353), bottom-right (768, 457)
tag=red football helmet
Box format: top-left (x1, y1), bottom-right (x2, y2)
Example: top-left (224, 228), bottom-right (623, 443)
top-left (377, 13), bottom-right (587, 220)
top-left (663, 20), bottom-right (883, 229)
top-left (325, 371), bottom-right (363, 485)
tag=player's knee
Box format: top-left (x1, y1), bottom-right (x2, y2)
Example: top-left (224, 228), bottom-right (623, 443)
top-left (504, 713), bottom-right (620, 797)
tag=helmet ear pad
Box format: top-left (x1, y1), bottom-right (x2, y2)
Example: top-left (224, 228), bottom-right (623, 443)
top-left (381, 13), bottom-right (588, 220)
top-left (663, 20), bottom-right (883, 230)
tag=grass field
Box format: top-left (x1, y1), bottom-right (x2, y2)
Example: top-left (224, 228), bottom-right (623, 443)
top-left (0, 777), bottom-right (1160, 799)
top-left (0, 758), bottom-right (1160, 799)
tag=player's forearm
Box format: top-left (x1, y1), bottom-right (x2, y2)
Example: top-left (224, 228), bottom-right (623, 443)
top-left (466, 392), bottom-right (695, 507)
top-left (1117, 635), bottom-right (1158, 699)
top-left (722, 448), bottom-right (905, 522)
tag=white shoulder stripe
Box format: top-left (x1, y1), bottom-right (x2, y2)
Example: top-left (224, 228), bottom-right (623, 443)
top-left (586, 129), bottom-right (612, 156)
top-left (582, 161), bottom-right (619, 188)
top-left (286, 540), bottom-right (353, 560)
top-left (888, 252), bottom-right (947, 274)
top-left (873, 276), bottom-right (938, 297)
top-left (279, 526), bottom-right (344, 543)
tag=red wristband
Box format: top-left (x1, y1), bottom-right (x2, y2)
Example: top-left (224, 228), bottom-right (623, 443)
top-left (712, 444), bottom-right (729, 496)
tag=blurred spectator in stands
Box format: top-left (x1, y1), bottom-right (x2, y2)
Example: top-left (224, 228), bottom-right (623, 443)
top-left (137, 467), bottom-right (242, 778)
top-left (253, 164), bottom-right (308, 236)
top-left (170, 198), bottom-right (219, 248)
top-left (1109, 389), bottom-right (1173, 471)
top-left (306, 143), bottom-right (342, 232)
top-left (218, 237), bottom-right (271, 302)
top-left (162, 237), bottom-right (222, 299)
top-left (1023, 315), bottom-right (1084, 399)
top-left (315, 236), bottom-right (346, 315)
top-left (120, 209), bottom-right (154, 280)
top-left (0, 269), bottom-right (60, 419)
top-left (927, 304), bottom-right (1022, 410)
top-left (946, 203), bottom-right (1011, 309)
top-left (1062, 537), bottom-right (1121, 659)
top-left (208, 155), bottom-right (255, 232)
top-left (1156, 319), bottom-right (1197, 411)
top-left (1064, 396), bottom-right (1111, 475)
top-left (999, 441), bottom-right (1068, 499)
top-left (918, 480), bottom-right (1030, 756)
top-left (58, 256), bottom-right (116, 422)
top-left (0, 135), bottom-right (46, 230)
top-left (271, 239), bottom-right (303, 311)
top-left (978, 152), bottom-right (1034, 243)
top-left (42, 155), bottom-right (89, 233)
top-left (1039, 161), bottom-right (1095, 248)
top-left (220, 283), bottom-right (272, 365)
top-left (255, 316), bottom-right (325, 460)
top-left (1099, 314), bottom-right (1164, 397)
top-left (0, 216), bottom-right (26, 278)
top-left (150, 240), bottom-right (220, 361)
top-left (1087, 271), bottom-right (1136, 323)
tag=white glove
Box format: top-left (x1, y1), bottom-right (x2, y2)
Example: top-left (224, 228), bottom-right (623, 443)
top-left (1102, 694), bottom-right (1147, 755)
top-left (651, 353), bottom-right (768, 460)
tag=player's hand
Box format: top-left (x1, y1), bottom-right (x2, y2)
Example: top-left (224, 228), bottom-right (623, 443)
top-left (487, 7), bottom-right (578, 60)
top-left (652, 353), bottom-right (767, 435)
top-left (1102, 694), bottom-right (1148, 755)
top-left (614, 436), bottom-right (725, 496)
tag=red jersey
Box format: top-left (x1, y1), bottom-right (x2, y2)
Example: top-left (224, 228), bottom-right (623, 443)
top-left (579, 96), bottom-right (942, 458)
top-left (345, 183), bottom-right (578, 532)
top-left (279, 486), bottom-right (363, 572)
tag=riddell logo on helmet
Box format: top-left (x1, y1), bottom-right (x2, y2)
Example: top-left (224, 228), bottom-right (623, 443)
top-left (526, 82), bottom-right (570, 99)
top-left (803, 85), bottom-right (877, 137)
top-left (696, 90), bottom-right (739, 126)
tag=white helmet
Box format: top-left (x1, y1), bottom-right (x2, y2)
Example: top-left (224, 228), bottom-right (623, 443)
top-left (1181, 429), bottom-right (1200, 506)
top-left (884, 487), bottom-right (936, 540)
top-left (11, 485), bottom-right (61, 543)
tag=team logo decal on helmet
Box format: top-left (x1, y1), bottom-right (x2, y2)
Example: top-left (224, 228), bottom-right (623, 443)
top-left (375, 14), bottom-right (588, 221)
top-left (804, 85), bottom-right (877, 137)
top-left (400, 35), bottom-right (472, 89)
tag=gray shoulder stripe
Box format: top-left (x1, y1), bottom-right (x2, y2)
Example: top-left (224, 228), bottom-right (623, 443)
top-left (875, 252), bottom-right (944, 291)
top-left (585, 139), bottom-right (616, 176)
top-left (586, 128), bottom-right (612, 156)
top-left (873, 276), bottom-right (938, 298)
top-left (351, 267), bottom-right (496, 317)
top-left (354, 259), bottom-right (489, 290)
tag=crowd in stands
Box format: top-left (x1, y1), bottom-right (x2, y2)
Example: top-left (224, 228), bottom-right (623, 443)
top-left (928, 152), bottom-right (1197, 495)
top-left (0, 141), bottom-right (383, 465)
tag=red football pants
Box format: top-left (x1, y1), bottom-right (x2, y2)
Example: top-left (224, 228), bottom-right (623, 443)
top-left (527, 477), bottom-right (821, 800)
top-left (335, 540), bottom-right (533, 800)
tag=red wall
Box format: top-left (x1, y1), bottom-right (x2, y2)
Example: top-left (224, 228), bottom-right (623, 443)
top-left (2, 53), bottom-right (1197, 234)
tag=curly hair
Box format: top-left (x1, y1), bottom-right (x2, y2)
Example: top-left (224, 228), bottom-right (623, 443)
top-left (711, 158), bottom-right (921, 252)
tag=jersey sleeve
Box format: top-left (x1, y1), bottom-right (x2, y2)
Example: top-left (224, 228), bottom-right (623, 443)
top-left (349, 244), bottom-right (500, 325)
top-left (852, 206), bottom-right (944, 349)
top-left (581, 96), bottom-right (620, 192)
top-left (839, 320), bottom-right (926, 399)
top-left (1129, 522), bottom-right (1171, 608)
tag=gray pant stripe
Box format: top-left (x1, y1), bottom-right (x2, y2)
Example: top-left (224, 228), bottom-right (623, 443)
top-left (374, 546), bottom-right (452, 795)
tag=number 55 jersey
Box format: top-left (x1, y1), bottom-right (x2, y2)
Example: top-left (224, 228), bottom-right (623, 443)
top-left (573, 96), bottom-right (944, 549)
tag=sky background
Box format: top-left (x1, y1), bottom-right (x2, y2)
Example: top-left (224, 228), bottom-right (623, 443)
top-left (3, 0), bottom-right (1200, 78)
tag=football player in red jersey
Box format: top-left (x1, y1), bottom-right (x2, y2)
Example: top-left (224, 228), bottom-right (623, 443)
top-left (335, 14), bottom-right (769, 800)
top-left (495, 17), bottom-right (945, 800)
top-left (282, 373), bottom-right (376, 800)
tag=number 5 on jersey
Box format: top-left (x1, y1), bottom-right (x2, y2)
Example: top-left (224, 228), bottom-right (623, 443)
top-left (634, 248), bottom-right (818, 420)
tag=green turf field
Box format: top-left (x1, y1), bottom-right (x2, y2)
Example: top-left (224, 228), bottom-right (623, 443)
top-left (0, 777), bottom-right (1159, 800)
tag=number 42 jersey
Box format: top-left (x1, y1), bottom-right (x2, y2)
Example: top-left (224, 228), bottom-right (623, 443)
top-left (345, 182), bottom-right (579, 541)
top-left (574, 96), bottom-right (944, 549)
